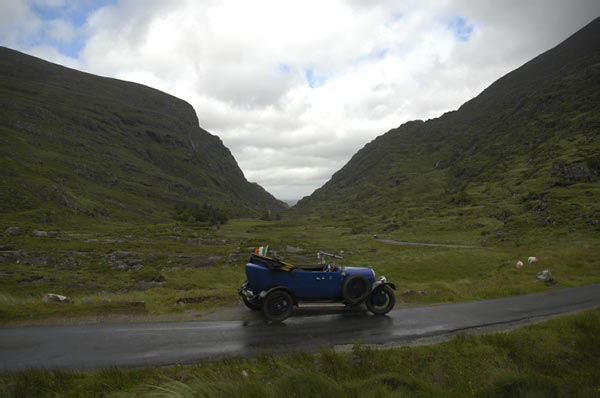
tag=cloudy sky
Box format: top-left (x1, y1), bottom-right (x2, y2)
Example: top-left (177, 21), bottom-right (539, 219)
top-left (2, 1), bottom-right (599, 200)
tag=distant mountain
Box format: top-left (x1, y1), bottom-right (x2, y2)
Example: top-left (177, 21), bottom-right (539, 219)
top-left (296, 18), bottom-right (600, 228)
top-left (282, 199), bottom-right (299, 207)
top-left (0, 47), bottom-right (286, 224)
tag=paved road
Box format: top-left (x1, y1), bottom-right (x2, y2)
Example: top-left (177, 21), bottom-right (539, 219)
top-left (1, 284), bottom-right (599, 371)
top-left (376, 238), bottom-right (478, 249)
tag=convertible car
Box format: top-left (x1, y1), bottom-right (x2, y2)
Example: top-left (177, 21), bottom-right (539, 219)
top-left (238, 251), bottom-right (396, 321)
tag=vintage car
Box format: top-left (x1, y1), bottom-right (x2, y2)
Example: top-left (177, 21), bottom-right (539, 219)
top-left (238, 251), bottom-right (396, 321)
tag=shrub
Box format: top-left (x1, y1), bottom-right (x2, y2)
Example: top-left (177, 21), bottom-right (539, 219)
top-left (174, 203), bottom-right (228, 225)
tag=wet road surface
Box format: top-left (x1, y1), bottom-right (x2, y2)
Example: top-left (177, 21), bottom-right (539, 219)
top-left (1, 284), bottom-right (599, 371)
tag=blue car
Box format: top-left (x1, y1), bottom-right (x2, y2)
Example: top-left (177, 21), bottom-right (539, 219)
top-left (238, 251), bottom-right (396, 322)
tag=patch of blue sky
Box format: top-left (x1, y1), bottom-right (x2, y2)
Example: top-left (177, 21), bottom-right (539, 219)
top-left (31, 0), bottom-right (117, 58)
top-left (350, 47), bottom-right (389, 69)
top-left (305, 68), bottom-right (327, 88)
top-left (448, 16), bottom-right (474, 42)
top-left (54, 38), bottom-right (86, 59)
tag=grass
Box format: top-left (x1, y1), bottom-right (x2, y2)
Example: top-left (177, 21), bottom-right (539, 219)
top-left (1, 308), bottom-right (599, 397)
top-left (1, 216), bottom-right (598, 325)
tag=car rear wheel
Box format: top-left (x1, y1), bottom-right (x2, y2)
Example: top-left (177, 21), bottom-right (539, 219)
top-left (262, 290), bottom-right (294, 322)
top-left (366, 285), bottom-right (395, 315)
top-left (342, 275), bottom-right (371, 304)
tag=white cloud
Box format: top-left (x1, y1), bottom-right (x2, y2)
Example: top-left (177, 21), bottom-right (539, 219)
top-left (2, 0), bottom-right (599, 200)
top-left (0, 1), bottom-right (42, 48)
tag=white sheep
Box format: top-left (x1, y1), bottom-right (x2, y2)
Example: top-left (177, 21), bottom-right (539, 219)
top-left (516, 260), bottom-right (524, 268)
top-left (528, 256), bottom-right (539, 264)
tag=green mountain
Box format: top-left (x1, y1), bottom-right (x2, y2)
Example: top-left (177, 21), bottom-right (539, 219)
top-left (296, 17), bottom-right (600, 231)
top-left (0, 47), bottom-right (286, 225)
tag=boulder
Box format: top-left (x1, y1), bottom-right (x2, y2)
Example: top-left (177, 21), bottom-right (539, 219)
top-left (33, 230), bottom-right (48, 237)
top-left (42, 293), bottom-right (74, 304)
top-left (536, 270), bottom-right (556, 285)
top-left (5, 227), bottom-right (23, 236)
top-left (188, 255), bottom-right (221, 268)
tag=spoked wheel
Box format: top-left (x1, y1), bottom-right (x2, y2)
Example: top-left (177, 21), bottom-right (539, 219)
top-left (342, 275), bottom-right (371, 304)
top-left (242, 296), bottom-right (262, 311)
top-left (262, 290), bottom-right (294, 322)
top-left (366, 285), bottom-right (395, 315)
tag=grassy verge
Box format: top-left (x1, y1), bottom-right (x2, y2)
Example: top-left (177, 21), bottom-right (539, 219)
top-left (1, 309), bottom-right (599, 397)
top-left (1, 217), bottom-right (598, 325)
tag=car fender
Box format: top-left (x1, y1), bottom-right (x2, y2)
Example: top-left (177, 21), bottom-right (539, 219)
top-left (371, 277), bottom-right (396, 291)
top-left (259, 286), bottom-right (299, 305)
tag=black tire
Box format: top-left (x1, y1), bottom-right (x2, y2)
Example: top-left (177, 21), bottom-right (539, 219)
top-left (366, 285), bottom-right (395, 315)
top-left (342, 275), bottom-right (371, 304)
top-left (262, 290), bottom-right (294, 322)
top-left (242, 296), bottom-right (262, 311)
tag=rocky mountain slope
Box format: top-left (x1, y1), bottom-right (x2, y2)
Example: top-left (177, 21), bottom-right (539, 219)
top-left (0, 47), bottom-right (286, 224)
top-left (296, 17), bottom-right (600, 230)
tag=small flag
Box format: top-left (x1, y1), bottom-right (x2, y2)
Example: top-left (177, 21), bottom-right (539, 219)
top-left (255, 245), bottom-right (269, 256)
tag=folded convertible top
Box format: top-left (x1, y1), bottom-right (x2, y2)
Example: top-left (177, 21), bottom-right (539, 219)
top-left (249, 254), bottom-right (295, 271)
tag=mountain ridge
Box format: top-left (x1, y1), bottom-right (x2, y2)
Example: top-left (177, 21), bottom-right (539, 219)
top-left (296, 17), bottom-right (600, 231)
top-left (0, 46), bottom-right (286, 225)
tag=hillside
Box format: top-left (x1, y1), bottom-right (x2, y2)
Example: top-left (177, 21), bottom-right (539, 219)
top-left (296, 17), bottom-right (600, 232)
top-left (0, 47), bottom-right (286, 225)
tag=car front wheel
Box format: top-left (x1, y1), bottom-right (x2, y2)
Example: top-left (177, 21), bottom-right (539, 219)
top-left (342, 275), bottom-right (371, 304)
top-left (262, 290), bottom-right (294, 322)
top-left (366, 285), bottom-right (395, 315)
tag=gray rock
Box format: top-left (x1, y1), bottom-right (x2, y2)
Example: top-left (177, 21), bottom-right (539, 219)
top-left (536, 269), bottom-right (556, 285)
top-left (5, 227), bottom-right (23, 235)
top-left (109, 250), bottom-right (137, 259)
top-left (24, 256), bottom-right (56, 266)
top-left (188, 255), bottom-right (222, 268)
top-left (0, 250), bottom-right (21, 263)
top-left (33, 230), bottom-right (48, 237)
top-left (129, 264), bottom-right (144, 272)
top-left (134, 281), bottom-right (155, 291)
top-left (42, 293), bottom-right (74, 304)
top-left (112, 261), bottom-right (128, 270)
top-left (124, 255), bottom-right (141, 263)
top-left (285, 245), bottom-right (304, 253)
top-left (19, 276), bottom-right (53, 285)
top-left (126, 301), bottom-right (146, 307)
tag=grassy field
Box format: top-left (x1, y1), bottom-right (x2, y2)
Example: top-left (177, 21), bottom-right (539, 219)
top-left (1, 308), bottom-right (599, 397)
top-left (1, 215), bottom-right (598, 325)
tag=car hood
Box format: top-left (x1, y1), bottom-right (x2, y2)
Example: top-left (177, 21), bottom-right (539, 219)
top-left (343, 266), bottom-right (375, 283)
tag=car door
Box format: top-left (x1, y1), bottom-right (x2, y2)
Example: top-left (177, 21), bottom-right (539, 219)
top-left (291, 268), bottom-right (342, 299)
